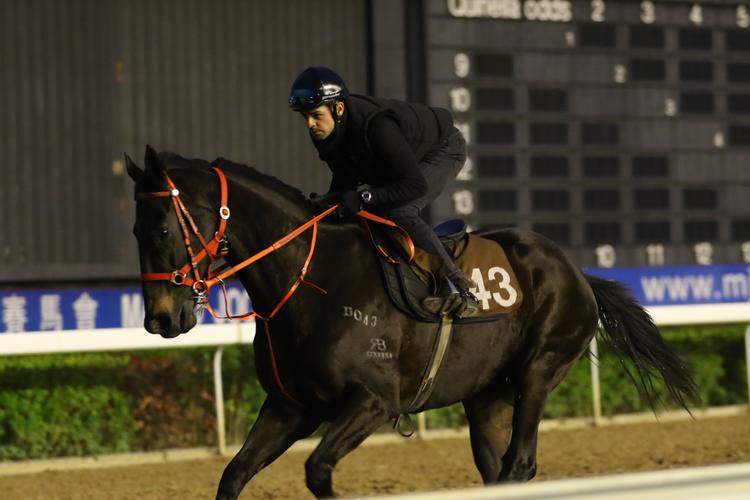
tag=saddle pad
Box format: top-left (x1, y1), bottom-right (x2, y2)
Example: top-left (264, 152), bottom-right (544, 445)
top-left (412, 234), bottom-right (523, 317)
top-left (374, 229), bottom-right (523, 323)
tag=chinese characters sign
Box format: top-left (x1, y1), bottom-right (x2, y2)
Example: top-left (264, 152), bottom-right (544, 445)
top-left (0, 284), bottom-right (250, 333)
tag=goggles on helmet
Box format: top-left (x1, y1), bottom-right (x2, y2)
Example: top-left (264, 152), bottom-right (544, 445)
top-left (288, 83), bottom-right (344, 111)
top-left (288, 89), bottom-right (321, 110)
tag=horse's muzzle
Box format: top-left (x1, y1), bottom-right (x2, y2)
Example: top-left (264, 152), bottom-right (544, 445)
top-left (145, 304), bottom-right (197, 338)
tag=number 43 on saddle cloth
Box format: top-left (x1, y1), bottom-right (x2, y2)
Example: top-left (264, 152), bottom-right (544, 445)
top-left (366, 218), bottom-right (524, 323)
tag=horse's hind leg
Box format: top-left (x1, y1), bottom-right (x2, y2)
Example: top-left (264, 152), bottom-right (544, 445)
top-left (216, 397), bottom-right (320, 500)
top-left (463, 384), bottom-right (514, 484)
top-left (305, 386), bottom-right (390, 498)
top-left (498, 326), bottom-right (591, 482)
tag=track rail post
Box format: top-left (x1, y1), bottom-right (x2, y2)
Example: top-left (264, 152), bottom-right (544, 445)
top-left (213, 346), bottom-right (227, 455)
top-left (417, 413), bottom-right (427, 437)
top-left (589, 336), bottom-right (602, 425)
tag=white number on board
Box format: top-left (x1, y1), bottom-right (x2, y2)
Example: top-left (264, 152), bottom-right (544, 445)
top-left (454, 53), bottom-right (470, 78)
top-left (614, 64), bottom-right (627, 83)
top-left (450, 87), bottom-right (471, 112)
top-left (641, 1), bottom-right (655, 24)
top-left (455, 121), bottom-right (471, 145)
top-left (453, 190), bottom-right (474, 215)
top-left (742, 242), bottom-right (750, 263)
top-left (738, 5), bottom-right (750, 28)
top-left (646, 244), bottom-right (665, 266)
top-left (694, 241), bottom-right (713, 265)
top-left (689, 4), bottom-right (703, 26)
top-left (595, 244), bottom-right (616, 268)
top-left (591, 0), bottom-right (606, 22)
top-left (456, 157), bottom-right (474, 181)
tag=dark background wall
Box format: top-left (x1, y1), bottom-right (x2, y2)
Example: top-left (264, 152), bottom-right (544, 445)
top-left (3, 0), bottom-right (750, 284)
top-left (0, 0), bottom-right (373, 282)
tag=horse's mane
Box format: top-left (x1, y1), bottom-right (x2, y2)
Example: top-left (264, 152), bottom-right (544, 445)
top-left (158, 151), bottom-right (313, 209)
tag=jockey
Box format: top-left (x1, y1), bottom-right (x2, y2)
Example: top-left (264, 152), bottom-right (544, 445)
top-left (289, 66), bottom-right (478, 318)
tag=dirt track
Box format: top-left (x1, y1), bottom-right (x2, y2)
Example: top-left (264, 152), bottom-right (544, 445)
top-left (2, 415), bottom-right (749, 499)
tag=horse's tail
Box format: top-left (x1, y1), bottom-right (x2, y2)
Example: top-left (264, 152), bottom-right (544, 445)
top-left (586, 274), bottom-right (698, 411)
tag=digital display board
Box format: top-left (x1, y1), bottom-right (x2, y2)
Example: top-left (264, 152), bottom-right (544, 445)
top-left (425, 0), bottom-right (750, 267)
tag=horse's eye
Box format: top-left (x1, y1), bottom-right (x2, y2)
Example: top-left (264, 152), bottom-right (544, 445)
top-left (153, 226), bottom-right (169, 240)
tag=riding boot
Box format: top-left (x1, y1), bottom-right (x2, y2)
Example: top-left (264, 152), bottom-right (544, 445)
top-left (421, 267), bottom-right (479, 318)
top-left (446, 266), bottom-right (479, 318)
top-left (454, 287), bottom-right (479, 318)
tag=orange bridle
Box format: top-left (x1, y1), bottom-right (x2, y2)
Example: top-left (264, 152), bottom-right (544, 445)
top-left (138, 166), bottom-right (231, 291)
top-left (137, 167), bottom-right (337, 322)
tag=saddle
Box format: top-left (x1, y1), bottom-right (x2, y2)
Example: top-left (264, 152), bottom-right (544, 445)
top-left (370, 219), bottom-right (523, 324)
top-left (365, 218), bottom-right (525, 431)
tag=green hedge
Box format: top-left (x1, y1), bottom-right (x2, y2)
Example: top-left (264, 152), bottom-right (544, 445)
top-left (0, 387), bottom-right (133, 459)
top-left (424, 323), bottom-right (749, 427)
top-left (0, 324), bottom-right (746, 459)
top-left (0, 347), bottom-right (262, 459)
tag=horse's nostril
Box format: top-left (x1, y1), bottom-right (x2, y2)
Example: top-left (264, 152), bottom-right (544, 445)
top-left (148, 314), bottom-right (171, 334)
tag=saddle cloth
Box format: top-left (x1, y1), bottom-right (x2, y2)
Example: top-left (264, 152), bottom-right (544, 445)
top-left (371, 219), bottom-right (523, 323)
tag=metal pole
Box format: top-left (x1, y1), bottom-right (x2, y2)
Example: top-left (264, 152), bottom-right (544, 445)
top-left (417, 412), bottom-right (427, 437)
top-left (213, 346), bottom-right (227, 455)
top-left (745, 325), bottom-right (750, 410)
top-left (589, 336), bottom-right (602, 425)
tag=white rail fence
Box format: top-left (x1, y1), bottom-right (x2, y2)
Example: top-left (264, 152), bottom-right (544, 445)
top-left (0, 302), bottom-right (747, 455)
top-left (355, 462), bottom-right (750, 500)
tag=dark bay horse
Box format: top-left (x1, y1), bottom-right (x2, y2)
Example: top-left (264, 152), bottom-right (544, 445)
top-left (125, 146), bottom-right (696, 499)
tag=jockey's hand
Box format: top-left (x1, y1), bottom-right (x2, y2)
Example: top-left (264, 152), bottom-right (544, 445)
top-left (335, 189), bottom-right (362, 219)
top-left (309, 191), bottom-right (339, 210)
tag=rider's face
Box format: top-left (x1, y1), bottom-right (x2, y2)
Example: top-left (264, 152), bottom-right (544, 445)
top-left (300, 103), bottom-right (343, 141)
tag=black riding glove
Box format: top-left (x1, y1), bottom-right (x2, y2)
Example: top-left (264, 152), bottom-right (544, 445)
top-left (336, 189), bottom-right (362, 219)
top-left (309, 191), bottom-right (338, 211)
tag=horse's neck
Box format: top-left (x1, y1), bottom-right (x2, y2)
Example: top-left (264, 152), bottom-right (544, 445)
top-left (222, 178), bottom-right (340, 319)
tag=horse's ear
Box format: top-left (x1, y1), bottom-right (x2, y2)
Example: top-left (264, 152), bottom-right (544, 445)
top-left (143, 145), bottom-right (166, 178)
top-left (124, 153), bottom-right (143, 183)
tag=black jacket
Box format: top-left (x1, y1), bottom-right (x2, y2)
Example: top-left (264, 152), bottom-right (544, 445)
top-left (313, 94), bottom-right (453, 207)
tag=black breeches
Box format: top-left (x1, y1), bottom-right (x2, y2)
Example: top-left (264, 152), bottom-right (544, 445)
top-left (384, 127), bottom-right (470, 286)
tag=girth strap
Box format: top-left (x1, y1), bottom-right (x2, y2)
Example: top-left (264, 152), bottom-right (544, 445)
top-left (394, 314), bottom-right (454, 436)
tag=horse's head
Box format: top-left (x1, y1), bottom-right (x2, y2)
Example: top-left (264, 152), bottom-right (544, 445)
top-left (126, 146), bottom-right (219, 338)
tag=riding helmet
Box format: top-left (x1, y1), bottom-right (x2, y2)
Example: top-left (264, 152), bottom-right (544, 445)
top-left (288, 66), bottom-right (349, 111)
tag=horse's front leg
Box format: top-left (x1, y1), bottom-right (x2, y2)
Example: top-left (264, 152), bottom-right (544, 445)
top-left (304, 386), bottom-right (390, 498)
top-left (216, 397), bottom-right (320, 500)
